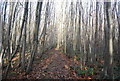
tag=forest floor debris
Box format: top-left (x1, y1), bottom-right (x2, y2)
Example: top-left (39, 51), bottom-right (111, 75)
top-left (6, 48), bottom-right (96, 79)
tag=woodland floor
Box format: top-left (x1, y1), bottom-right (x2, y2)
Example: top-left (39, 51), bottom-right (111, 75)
top-left (26, 48), bottom-right (79, 79)
top-left (5, 48), bottom-right (120, 80)
top-left (6, 48), bottom-right (83, 79)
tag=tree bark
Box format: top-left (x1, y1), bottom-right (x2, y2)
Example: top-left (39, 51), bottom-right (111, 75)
top-left (7, 2), bottom-right (14, 61)
top-left (21, 2), bottom-right (29, 71)
top-left (1, 2), bottom-right (7, 69)
top-left (105, 2), bottom-right (113, 79)
top-left (93, 2), bottom-right (99, 64)
top-left (41, 2), bottom-right (49, 53)
top-left (26, 1), bottom-right (43, 73)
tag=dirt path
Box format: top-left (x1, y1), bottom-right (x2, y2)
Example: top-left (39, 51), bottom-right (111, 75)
top-left (6, 48), bottom-right (101, 79)
top-left (26, 48), bottom-right (78, 79)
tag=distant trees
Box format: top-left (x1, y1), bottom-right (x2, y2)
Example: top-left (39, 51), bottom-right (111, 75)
top-left (1, 0), bottom-right (120, 79)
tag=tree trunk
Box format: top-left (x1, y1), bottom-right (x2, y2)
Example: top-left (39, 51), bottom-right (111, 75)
top-left (7, 2), bottom-right (14, 61)
top-left (21, 2), bottom-right (29, 71)
top-left (42, 2), bottom-right (49, 53)
top-left (0, 3), bottom-right (2, 69)
top-left (1, 2), bottom-right (7, 69)
top-left (26, 1), bottom-right (43, 73)
top-left (94, 2), bottom-right (99, 64)
top-left (105, 2), bottom-right (113, 79)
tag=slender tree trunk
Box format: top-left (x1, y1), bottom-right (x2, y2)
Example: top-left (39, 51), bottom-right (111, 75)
top-left (7, 2), bottom-right (14, 61)
top-left (11, 2), bottom-right (18, 51)
top-left (93, 2), bottom-right (99, 64)
top-left (21, 2), bottom-right (29, 71)
top-left (28, 2), bottom-right (31, 52)
top-left (1, 2), bottom-right (7, 69)
top-left (42, 2), bottom-right (49, 53)
top-left (26, 1), bottom-right (43, 73)
top-left (114, 2), bottom-right (120, 63)
top-left (0, 3), bottom-right (2, 68)
top-left (4, 2), bottom-right (14, 78)
top-left (18, 16), bottom-right (21, 67)
top-left (76, 2), bottom-right (81, 54)
top-left (105, 2), bottom-right (113, 79)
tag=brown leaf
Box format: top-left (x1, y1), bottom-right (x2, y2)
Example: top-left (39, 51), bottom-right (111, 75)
top-left (42, 65), bottom-right (48, 69)
top-left (64, 65), bottom-right (69, 69)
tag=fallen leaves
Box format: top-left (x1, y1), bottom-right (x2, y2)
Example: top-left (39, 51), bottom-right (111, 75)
top-left (27, 48), bottom-right (80, 79)
top-left (6, 48), bottom-right (95, 79)
top-left (87, 76), bottom-right (92, 79)
top-left (74, 56), bottom-right (79, 65)
top-left (42, 65), bottom-right (48, 69)
top-left (64, 65), bottom-right (69, 69)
